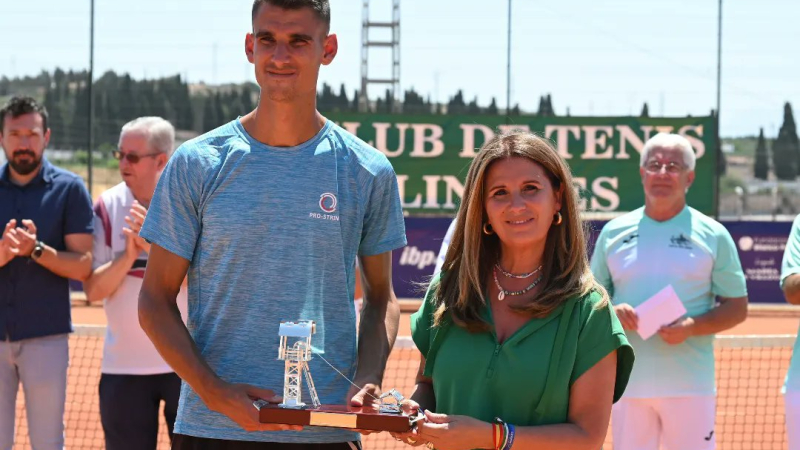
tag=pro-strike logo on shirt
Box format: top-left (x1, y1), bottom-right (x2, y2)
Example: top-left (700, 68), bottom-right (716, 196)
top-left (319, 193), bottom-right (337, 213)
top-left (309, 192), bottom-right (340, 222)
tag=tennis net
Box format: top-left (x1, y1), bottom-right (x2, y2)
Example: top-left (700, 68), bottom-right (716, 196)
top-left (9, 328), bottom-right (796, 450)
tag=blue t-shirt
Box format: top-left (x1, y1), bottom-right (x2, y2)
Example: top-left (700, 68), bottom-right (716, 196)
top-left (780, 214), bottom-right (800, 393)
top-left (590, 206), bottom-right (747, 398)
top-left (139, 118), bottom-right (407, 443)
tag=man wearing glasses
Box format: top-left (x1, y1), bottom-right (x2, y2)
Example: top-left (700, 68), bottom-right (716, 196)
top-left (590, 133), bottom-right (748, 450)
top-left (0, 96), bottom-right (94, 450)
top-left (83, 117), bottom-right (187, 450)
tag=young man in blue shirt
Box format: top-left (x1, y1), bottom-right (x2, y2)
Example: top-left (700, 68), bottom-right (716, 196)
top-left (138, 1), bottom-right (407, 449)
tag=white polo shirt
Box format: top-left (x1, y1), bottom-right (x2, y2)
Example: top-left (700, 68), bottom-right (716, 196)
top-left (92, 182), bottom-right (187, 375)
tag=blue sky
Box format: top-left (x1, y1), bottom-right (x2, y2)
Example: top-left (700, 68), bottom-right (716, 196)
top-left (1, 0), bottom-right (797, 136)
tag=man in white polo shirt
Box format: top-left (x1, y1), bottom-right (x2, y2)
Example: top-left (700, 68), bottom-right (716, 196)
top-left (590, 132), bottom-right (748, 450)
top-left (83, 117), bottom-right (187, 450)
top-left (781, 214), bottom-right (800, 450)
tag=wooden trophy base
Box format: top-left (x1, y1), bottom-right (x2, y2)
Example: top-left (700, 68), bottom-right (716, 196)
top-left (258, 404), bottom-right (412, 432)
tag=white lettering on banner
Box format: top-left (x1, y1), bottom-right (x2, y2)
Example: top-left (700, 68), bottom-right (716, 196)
top-left (398, 174), bottom-right (616, 212)
top-left (397, 175), bottom-right (422, 209)
top-left (582, 126), bottom-right (615, 159)
top-left (397, 175), bottom-right (465, 211)
top-left (544, 125), bottom-right (580, 159)
top-left (459, 124), bottom-right (494, 158)
top-left (572, 177), bottom-right (620, 212)
top-left (745, 267), bottom-right (780, 281)
top-left (616, 125), bottom-right (650, 160)
top-left (591, 177), bottom-right (620, 211)
top-left (409, 124), bottom-right (445, 157)
top-left (373, 123), bottom-right (410, 157)
top-left (398, 246), bottom-right (437, 270)
top-left (678, 125), bottom-right (706, 158)
top-left (544, 125), bottom-right (705, 161)
top-left (332, 121), bottom-right (705, 162)
top-left (442, 176), bottom-right (464, 209)
top-left (422, 175), bottom-right (442, 209)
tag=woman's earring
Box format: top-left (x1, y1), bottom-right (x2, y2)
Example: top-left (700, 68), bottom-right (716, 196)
top-left (483, 223), bottom-right (494, 235)
top-left (554, 211), bottom-right (563, 226)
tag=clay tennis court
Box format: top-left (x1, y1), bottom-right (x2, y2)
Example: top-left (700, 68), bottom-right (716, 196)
top-left (10, 301), bottom-right (799, 450)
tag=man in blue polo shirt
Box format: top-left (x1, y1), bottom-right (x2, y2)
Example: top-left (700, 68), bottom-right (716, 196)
top-left (0, 96), bottom-right (94, 450)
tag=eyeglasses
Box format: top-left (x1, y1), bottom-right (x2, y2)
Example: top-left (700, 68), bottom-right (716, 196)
top-left (112, 150), bottom-right (161, 164)
top-left (644, 160), bottom-right (686, 175)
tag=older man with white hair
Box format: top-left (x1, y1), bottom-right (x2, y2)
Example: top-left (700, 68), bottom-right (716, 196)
top-left (83, 117), bottom-right (187, 450)
top-left (590, 132), bottom-right (748, 450)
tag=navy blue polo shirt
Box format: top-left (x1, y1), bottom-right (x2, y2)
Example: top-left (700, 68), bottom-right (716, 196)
top-left (0, 158), bottom-right (93, 341)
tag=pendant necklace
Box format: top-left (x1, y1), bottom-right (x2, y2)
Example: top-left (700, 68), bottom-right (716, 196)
top-left (493, 267), bottom-right (544, 301)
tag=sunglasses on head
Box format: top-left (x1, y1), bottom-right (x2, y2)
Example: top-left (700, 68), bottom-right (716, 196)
top-left (112, 150), bottom-right (161, 164)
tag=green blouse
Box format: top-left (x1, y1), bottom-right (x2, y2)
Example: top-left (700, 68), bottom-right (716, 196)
top-left (410, 276), bottom-right (634, 426)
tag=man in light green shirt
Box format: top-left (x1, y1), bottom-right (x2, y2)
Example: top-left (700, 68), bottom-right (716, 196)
top-left (780, 214), bottom-right (800, 450)
top-left (590, 133), bottom-right (748, 450)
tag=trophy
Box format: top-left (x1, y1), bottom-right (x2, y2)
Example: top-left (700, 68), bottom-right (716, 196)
top-left (253, 320), bottom-right (424, 432)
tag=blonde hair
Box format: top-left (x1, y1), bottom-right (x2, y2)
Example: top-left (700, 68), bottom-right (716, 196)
top-left (433, 132), bottom-right (607, 331)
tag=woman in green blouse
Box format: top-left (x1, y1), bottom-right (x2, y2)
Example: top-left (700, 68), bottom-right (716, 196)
top-left (395, 132), bottom-right (634, 450)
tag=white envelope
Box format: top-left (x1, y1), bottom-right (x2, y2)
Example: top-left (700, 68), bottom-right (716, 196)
top-left (634, 285), bottom-right (688, 340)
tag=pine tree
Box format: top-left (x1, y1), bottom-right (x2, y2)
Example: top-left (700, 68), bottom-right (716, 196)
top-left (754, 128), bottom-right (769, 180)
top-left (467, 97), bottom-right (481, 115)
top-left (486, 98), bottom-right (499, 115)
top-left (773, 103), bottom-right (800, 180)
top-left (447, 90), bottom-right (466, 115)
top-left (641, 103), bottom-right (649, 117)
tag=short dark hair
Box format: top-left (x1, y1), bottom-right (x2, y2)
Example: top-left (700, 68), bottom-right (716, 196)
top-left (0, 96), bottom-right (49, 133)
top-left (251, 0), bottom-right (331, 31)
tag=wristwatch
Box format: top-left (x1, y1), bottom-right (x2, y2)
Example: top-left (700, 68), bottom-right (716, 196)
top-left (31, 240), bottom-right (45, 261)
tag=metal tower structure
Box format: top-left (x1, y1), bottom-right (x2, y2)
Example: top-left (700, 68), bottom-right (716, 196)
top-left (359, 0), bottom-right (401, 113)
top-left (277, 321), bottom-right (320, 409)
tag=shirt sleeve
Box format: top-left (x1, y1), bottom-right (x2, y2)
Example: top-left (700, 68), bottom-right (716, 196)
top-left (589, 226), bottom-right (614, 297)
top-left (64, 178), bottom-right (94, 235)
top-left (91, 199), bottom-right (114, 271)
top-left (570, 291), bottom-right (634, 403)
top-left (139, 145), bottom-right (204, 262)
top-left (358, 162), bottom-right (407, 256)
top-left (711, 226), bottom-right (748, 298)
top-left (781, 215), bottom-right (800, 287)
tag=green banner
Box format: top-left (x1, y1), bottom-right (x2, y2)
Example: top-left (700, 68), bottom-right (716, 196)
top-left (327, 114), bottom-right (717, 216)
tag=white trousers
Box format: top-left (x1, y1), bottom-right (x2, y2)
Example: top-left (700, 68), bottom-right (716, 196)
top-left (612, 396), bottom-right (716, 450)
